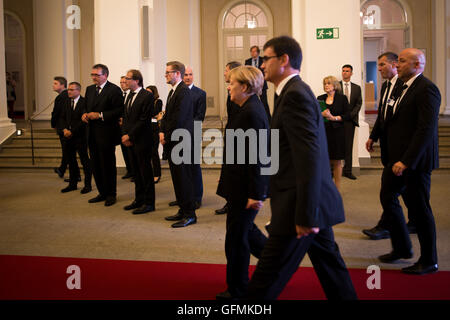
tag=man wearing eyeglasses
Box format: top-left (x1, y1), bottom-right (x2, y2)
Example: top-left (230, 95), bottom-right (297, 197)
top-left (160, 61), bottom-right (197, 228)
top-left (82, 64), bottom-right (124, 207)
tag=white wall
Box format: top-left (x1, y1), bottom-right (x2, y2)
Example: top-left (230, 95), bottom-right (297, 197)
top-left (292, 0), bottom-right (370, 168)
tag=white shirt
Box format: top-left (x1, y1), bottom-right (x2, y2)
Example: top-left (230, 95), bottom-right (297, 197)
top-left (188, 83), bottom-right (194, 90)
top-left (393, 73), bottom-right (422, 113)
top-left (276, 73), bottom-right (299, 96)
top-left (72, 96), bottom-right (80, 110)
top-left (382, 74), bottom-right (398, 119)
top-left (342, 80), bottom-right (352, 101)
top-left (97, 80), bottom-right (107, 94)
top-left (126, 87), bottom-right (142, 107)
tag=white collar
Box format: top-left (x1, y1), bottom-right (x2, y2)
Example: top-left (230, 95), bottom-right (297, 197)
top-left (188, 84), bottom-right (194, 90)
top-left (276, 73), bottom-right (299, 96)
top-left (172, 80), bottom-right (183, 92)
top-left (405, 73), bottom-right (421, 88)
top-left (98, 80), bottom-right (107, 90)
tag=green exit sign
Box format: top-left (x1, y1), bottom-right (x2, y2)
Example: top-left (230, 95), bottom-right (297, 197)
top-left (316, 28), bottom-right (339, 39)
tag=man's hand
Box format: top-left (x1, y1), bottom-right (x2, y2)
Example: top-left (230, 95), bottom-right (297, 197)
top-left (63, 129), bottom-right (72, 139)
top-left (159, 132), bottom-right (166, 145)
top-left (366, 138), bottom-right (374, 152)
top-left (81, 113), bottom-right (89, 123)
top-left (122, 134), bottom-right (132, 147)
top-left (246, 198), bottom-right (263, 210)
top-left (119, 117), bottom-right (123, 126)
top-left (392, 161), bottom-right (407, 176)
top-left (295, 225), bottom-right (319, 239)
top-left (87, 112), bottom-right (100, 120)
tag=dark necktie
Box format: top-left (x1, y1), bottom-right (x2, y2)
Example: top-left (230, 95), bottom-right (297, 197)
top-left (382, 81), bottom-right (392, 119)
top-left (385, 84), bottom-right (407, 123)
top-left (125, 92), bottom-right (136, 111)
top-left (167, 89), bottom-right (174, 104)
top-left (274, 93), bottom-right (280, 112)
top-left (96, 86), bottom-right (101, 96)
top-left (71, 99), bottom-right (75, 110)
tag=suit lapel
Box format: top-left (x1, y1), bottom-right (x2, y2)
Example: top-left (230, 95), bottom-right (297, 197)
top-left (393, 75), bottom-right (422, 118)
top-left (272, 76), bottom-right (298, 126)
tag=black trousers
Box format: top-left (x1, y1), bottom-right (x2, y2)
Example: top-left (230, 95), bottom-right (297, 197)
top-left (168, 156), bottom-right (196, 218)
top-left (58, 135), bottom-right (73, 175)
top-left (120, 143), bottom-right (134, 176)
top-left (380, 167), bottom-right (437, 265)
top-left (65, 137), bottom-right (91, 187)
top-left (246, 227), bottom-right (357, 300)
top-left (343, 122), bottom-right (355, 175)
top-left (225, 200), bottom-right (267, 298)
top-left (89, 140), bottom-right (117, 197)
top-left (128, 145), bottom-right (155, 206)
top-left (376, 187), bottom-right (415, 229)
top-left (151, 124), bottom-right (161, 178)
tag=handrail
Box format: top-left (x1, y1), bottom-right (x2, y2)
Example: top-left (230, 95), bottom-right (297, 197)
top-left (27, 99), bottom-right (55, 165)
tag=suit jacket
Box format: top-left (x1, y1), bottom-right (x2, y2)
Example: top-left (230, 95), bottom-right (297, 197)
top-left (269, 75), bottom-right (345, 236)
top-left (51, 90), bottom-right (69, 129)
top-left (217, 94), bottom-right (269, 202)
top-left (340, 81), bottom-right (362, 126)
top-left (85, 81), bottom-right (124, 147)
top-left (122, 88), bottom-right (154, 150)
top-left (160, 81), bottom-right (194, 151)
top-left (382, 74), bottom-right (440, 171)
top-left (317, 93), bottom-right (350, 128)
top-left (190, 85), bottom-right (207, 122)
top-left (245, 56), bottom-right (268, 91)
top-left (57, 96), bottom-right (87, 141)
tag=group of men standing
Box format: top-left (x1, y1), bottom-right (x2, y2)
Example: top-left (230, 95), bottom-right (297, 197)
top-left (51, 62), bottom-right (206, 228)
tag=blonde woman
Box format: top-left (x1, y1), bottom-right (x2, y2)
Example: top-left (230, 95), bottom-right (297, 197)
top-left (317, 76), bottom-right (350, 191)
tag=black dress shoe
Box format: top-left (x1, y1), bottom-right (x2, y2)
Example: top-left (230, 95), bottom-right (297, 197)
top-left (124, 201), bottom-right (142, 211)
top-left (54, 167), bottom-right (64, 178)
top-left (362, 226), bottom-right (390, 240)
top-left (132, 204), bottom-right (155, 215)
top-left (88, 194), bottom-right (106, 203)
top-left (105, 196), bottom-right (117, 207)
top-left (165, 211), bottom-right (184, 221)
top-left (122, 172), bottom-right (133, 179)
top-left (402, 262), bottom-right (438, 275)
top-left (169, 200), bottom-right (179, 207)
top-left (172, 217), bottom-right (197, 228)
top-left (216, 290), bottom-right (237, 300)
top-left (215, 204), bottom-right (228, 215)
top-left (343, 173), bottom-right (357, 180)
top-left (154, 176), bottom-right (161, 184)
top-left (378, 251), bottom-right (413, 263)
top-left (61, 185), bottom-right (77, 193)
top-left (80, 186), bottom-right (92, 194)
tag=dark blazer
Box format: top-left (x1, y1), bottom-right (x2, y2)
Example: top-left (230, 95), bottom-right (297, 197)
top-left (339, 81), bottom-right (362, 126)
top-left (245, 56), bottom-right (268, 91)
top-left (217, 94), bottom-right (269, 202)
top-left (57, 96), bottom-right (87, 140)
top-left (317, 93), bottom-right (351, 128)
top-left (190, 85), bottom-right (207, 121)
top-left (383, 74), bottom-right (440, 171)
top-left (122, 88), bottom-right (154, 149)
top-left (269, 75), bottom-right (345, 235)
top-left (85, 81), bottom-right (124, 146)
top-left (153, 99), bottom-right (163, 118)
top-left (51, 90), bottom-right (69, 129)
top-left (160, 81), bottom-right (194, 150)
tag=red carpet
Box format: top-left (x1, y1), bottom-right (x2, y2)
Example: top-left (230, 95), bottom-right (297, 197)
top-left (1, 255), bottom-right (449, 300)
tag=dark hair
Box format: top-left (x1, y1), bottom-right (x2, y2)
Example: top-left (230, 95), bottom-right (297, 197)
top-left (342, 64), bottom-right (353, 71)
top-left (250, 45), bottom-right (260, 54)
top-left (226, 61), bottom-right (242, 70)
top-left (54, 76), bottom-right (67, 88)
top-left (263, 36), bottom-right (302, 70)
top-left (127, 69), bottom-right (144, 87)
top-left (378, 52), bottom-right (398, 63)
top-left (166, 61), bottom-right (185, 78)
top-left (92, 64), bottom-right (109, 77)
top-left (146, 85), bottom-right (159, 100)
top-left (68, 81), bottom-right (81, 91)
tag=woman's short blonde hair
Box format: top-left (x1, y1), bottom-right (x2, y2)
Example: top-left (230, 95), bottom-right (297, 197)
top-left (323, 75), bottom-right (341, 92)
top-left (229, 66), bottom-right (264, 96)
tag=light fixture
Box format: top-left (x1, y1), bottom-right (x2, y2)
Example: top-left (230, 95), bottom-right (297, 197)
top-left (16, 129), bottom-right (23, 136)
top-left (244, 0), bottom-right (256, 29)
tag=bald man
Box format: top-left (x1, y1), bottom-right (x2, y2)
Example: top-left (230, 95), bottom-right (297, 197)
top-left (376, 48), bottom-right (441, 275)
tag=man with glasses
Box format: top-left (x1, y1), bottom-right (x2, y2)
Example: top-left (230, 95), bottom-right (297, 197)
top-left (160, 61), bottom-right (197, 228)
top-left (82, 64), bottom-right (124, 207)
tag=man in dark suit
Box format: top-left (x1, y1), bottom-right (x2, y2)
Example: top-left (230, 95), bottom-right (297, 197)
top-left (58, 82), bottom-right (92, 194)
top-left (121, 69), bottom-right (155, 215)
top-left (364, 52), bottom-right (415, 240)
top-left (340, 65), bottom-right (362, 180)
top-left (245, 46), bottom-right (270, 121)
top-left (160, 61), bottom-right (197, 228)
top-left (119, 76), bottom-right (134, 181)
top-left (245, 36), bottom-right (356, 300)
top-left (82, 64), bottom-right (124, 207)
top-left (374, 48), bottom-right (440, 275)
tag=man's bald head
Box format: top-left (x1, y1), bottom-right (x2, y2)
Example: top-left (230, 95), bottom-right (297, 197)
top-left (183, 66), bottom-right (194, 86)
top-left (397, 48), bottom-right (426, 82)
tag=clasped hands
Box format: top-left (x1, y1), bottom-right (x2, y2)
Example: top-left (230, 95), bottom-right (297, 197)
top-left (321, 108), bottom-right (335, 121)
top-left (63, 129), bottom-right (72, 139)
top-left (121, 134), bottom-right (132, 147)
top-left (81, 112), bottom-right (100, 123)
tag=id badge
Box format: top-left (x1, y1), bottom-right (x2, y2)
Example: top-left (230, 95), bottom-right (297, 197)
top-left (387, 99), bottom-right (395, 107)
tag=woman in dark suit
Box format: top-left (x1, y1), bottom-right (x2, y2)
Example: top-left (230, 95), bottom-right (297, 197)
top-left (216, 66), bottom-right (269, 300)
top-left (146, 85), bottom-right (163, 183)
top-left (317, 76), bottom-right (350, 191)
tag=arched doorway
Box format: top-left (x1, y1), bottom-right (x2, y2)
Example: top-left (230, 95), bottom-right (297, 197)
top-left (218, 0), bottom-right (273, 119)
top-left (4, 11), bottom-right (27, 120)
top-left (360, 0), bottom-right (411, 113)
